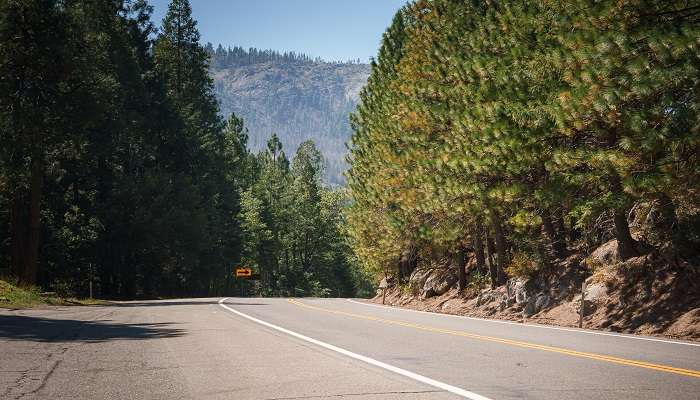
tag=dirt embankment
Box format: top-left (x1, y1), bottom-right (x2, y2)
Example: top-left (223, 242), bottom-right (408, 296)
top-left (373, 241), bottom-right (700, 341)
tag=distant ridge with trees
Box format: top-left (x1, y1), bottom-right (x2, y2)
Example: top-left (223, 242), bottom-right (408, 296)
top-left (205, 43), bottom-right (370, 186)
top-left (205, 43), bottom-right (364, 68)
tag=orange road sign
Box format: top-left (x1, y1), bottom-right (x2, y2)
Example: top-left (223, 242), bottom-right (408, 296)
top-left (235, 267), bottom-right (252, 278)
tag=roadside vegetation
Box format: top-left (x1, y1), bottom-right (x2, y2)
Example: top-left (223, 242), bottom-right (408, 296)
top-left (0, 0), bottom-right (370, 299)
top-left (346, 0), bottom-right (700, 324)
top-left (0, 279), bottom-right (105, 308)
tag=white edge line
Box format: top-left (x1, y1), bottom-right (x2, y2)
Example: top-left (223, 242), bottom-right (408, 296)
top-left (218, 298), bottom-right (491, 400)
top-left (345, 299), bottom-right (700, 348)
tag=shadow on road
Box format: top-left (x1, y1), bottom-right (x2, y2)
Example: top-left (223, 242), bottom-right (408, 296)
top-left (0, 315), bottom-right (186, 343)
top-left (112, 300), bottom-right (268, 307)
top-left (113, 300), bottom-right (222, 307)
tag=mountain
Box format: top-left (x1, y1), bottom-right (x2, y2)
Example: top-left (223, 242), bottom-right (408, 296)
top-left (206, 44), bottom-right (370, 185)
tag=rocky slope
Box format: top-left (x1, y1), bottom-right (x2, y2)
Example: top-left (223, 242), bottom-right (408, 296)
top-left (208, 47), bottom-right (370, 185)
top-left (374, 214), bottom-right (700, 341)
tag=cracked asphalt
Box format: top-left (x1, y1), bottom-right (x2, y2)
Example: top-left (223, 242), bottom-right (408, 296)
top-left (1, 298), bottom-right (699, 399)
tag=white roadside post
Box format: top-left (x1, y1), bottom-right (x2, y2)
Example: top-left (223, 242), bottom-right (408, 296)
top-left (579, 280), bottom-right (587, 328)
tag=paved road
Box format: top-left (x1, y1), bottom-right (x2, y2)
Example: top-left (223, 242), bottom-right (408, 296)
top-left (1, 298), bottom-right (698, 399)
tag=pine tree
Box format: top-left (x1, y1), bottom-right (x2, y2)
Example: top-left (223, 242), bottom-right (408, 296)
top-left (347, 5), bottom-right (417, 281)
top-left (346, 0), bottom-right (700, 289)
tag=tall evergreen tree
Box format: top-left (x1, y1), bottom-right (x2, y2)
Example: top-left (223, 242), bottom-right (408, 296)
top-left (347, 0), bottom-right (700, 289)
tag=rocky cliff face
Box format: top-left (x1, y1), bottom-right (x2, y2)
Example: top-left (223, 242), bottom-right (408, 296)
top-left (375, 244), bottom-right (700, 341)
top-left (210, 54), bottom-right (370, 185)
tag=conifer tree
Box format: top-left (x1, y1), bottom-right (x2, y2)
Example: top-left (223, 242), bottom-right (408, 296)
top-left (347, 0), bottom-right (700, 288)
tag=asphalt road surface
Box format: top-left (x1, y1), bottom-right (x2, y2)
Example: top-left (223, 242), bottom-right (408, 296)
top-left (1, 298), bottom-right (699, 399)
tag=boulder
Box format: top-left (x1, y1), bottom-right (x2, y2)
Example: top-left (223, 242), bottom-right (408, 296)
top-left (409, 268), bottom-right (433, 295)
top-left (523, 299), bottom-right (536, 317)
top-left (499, 295), bottom-right (509, 311)
top-left (535, 293), bottom-right (550, 311)
top-left (589, 239), bottom-right (620, 265)
top-left (422, 268), bottom-right (458, 298)
top-left (584, 282), bottom-right (608, 302)
top-left (523, 292), bottom-right (550, 317)
top-left (507, 278), bottom-right (529, 305)
top-left (569, 281), bottom-right (607, 315)
top-left (477, 288), bottom-right (498, 306)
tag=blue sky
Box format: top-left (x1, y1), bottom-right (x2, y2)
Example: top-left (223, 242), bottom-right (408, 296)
top-left (149, 0), bottom-right (407, 62)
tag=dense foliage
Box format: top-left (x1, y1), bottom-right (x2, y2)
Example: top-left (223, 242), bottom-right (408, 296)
top-left (0, 0), bottom-right (368, 298)
top-left (347, 0), bottom-right (700, 288)
top-left (236, 133), bottom-right (371, 297)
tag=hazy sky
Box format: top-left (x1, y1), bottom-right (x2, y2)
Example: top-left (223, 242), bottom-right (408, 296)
top-left (149, 0), bottom-right (407, 62)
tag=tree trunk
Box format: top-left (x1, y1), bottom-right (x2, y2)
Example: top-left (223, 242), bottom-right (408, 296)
top-left (608, 171), bottom-right (639, 260)
top-left (19, 157), bottom-right (43, 286)
top-left (555, 209), bottom-right (569, 252)
top-left (614, 208), bottom-right (638, 260)
top-left (9, 191), bottom-right (26, 279)
top-left (472, 220), bottom-right (486, 276)
top-left (536, 224), bottom-right (552, 276)
top-left (656, 193), bottom-right (691, 254)
top-left (568, 218), bottom-right (581, 243)
top-left (454, 247), bottom-right (467, 291)
top-left (555, 210), bottom-right (567, 239)
top-left (399, 246), bottom-right (417, 283)
top-left (488, 210), bottom-right (508, 286)
top-left (657, 193), bottom-right (679, 232)
top-left (485, 235), bottom-right (498, 289)
top-left (541, 213), bottom-right (566, 259)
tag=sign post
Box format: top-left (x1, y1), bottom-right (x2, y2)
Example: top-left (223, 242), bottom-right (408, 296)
top-left (379, 278), bottom-right (389, 305)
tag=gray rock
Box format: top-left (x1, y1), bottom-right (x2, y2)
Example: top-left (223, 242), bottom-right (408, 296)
top-left (523, 298), bottom-right (537, 317)
top-left (508, 278), bottom-right (529, 305)
top-left (523, 292), bottom-right (550, 317)
top-left (422, 268), bottom-right (458, 298)
top-left (585, 282), bottom-right (608, 302)
top-left (499, 295), bottom-right (509, 311)
top-left (589, 240), bottom-right (620, 265)
top-left (535, 293), bottom-right (550, 311)
top-left (408, 269), bottom-right (432, 295)
top-left (476, 289), bottom-right (492, 307)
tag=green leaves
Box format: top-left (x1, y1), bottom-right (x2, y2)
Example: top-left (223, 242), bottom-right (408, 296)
top-left (347, 0), bottom-right (700, 281)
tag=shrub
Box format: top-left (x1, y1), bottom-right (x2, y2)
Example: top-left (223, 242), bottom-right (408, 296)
top-left (505, 253), bottom-right (540, 279)
top-left (468, 271), bottom-right (490, 290)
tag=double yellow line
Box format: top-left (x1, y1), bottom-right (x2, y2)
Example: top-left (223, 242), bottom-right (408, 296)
top-left (287, 299), bottom-right (700, 379)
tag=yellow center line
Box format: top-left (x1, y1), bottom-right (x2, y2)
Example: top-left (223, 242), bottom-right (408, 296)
top-left (287, 299), bottom-right (700, 379)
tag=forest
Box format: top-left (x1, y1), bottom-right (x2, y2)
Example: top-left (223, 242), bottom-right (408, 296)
top-left (207, 44), bottom-right (369, 187)
top-left (204, 44), bottom-right (364, 69)
top-left (347, 0), bottom-right (700, 289)
top-left (2, 0), bottom-right (699, 304)
top-left (0, 0), bottom-right (369, 298)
